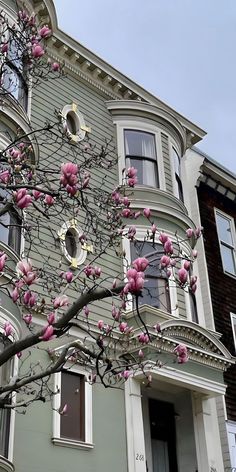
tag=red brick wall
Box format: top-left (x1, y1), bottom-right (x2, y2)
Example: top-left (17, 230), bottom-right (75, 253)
top-left (197, 182), bottom-right (236, 420)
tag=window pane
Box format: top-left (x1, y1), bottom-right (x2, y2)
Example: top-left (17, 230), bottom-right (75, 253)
top-left (221, 244), bottom-right (236, 275)
top-left (216, 213), bottom-right (234, 245)
top-left (190, 292), bottom-right (198, 323)
top-left (125, 130), bottom-right (156, 159)
top-left (173, 149), bottom-right (181, 177)
top-left (60, 372), bottom-right (85, 441)
top-left (0, 408), bottom-right (10, 457)
top-left (0, 211), bottom-right (10, 246)
top-left (126, 157), bottom-right (158, 187)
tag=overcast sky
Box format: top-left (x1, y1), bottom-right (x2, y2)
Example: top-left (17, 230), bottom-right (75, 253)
top-left (54, 0), bottom-right (236, 172)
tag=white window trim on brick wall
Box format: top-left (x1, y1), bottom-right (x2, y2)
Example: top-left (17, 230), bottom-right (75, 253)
top-left (214, 208), bottom-right (236, 278)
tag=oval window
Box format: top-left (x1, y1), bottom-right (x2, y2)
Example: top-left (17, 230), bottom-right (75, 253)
top-left (66, 111), bottom-right (78, 135)
top-left (58, 220), bottom-right (87, 268)
top-left (65, 228), bottom-right (78, 258)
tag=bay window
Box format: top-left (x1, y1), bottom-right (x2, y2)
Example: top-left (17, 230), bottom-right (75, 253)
top-left (2, 38), bottom-right (28, 110)
top-left (172, 148), bottom-right (183, 202)
top-left (124, 130), bottom-right (159, 187)
top-left (0, 205), bottom-right (21, 254)
top-left (131, 241), bottom-right (171, 312)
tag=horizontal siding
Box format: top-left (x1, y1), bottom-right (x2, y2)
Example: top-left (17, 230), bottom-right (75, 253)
top-left (161, 132), bottom-right (173, 194)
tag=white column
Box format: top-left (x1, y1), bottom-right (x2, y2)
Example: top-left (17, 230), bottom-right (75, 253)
top-left (125, 378), bottom-right (146, 472)
top-left (192, 393), bottom-right (224, 472)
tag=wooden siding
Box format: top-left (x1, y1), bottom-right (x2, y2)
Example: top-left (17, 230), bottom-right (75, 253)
top-left (161, 132), bottom-right (173, 193)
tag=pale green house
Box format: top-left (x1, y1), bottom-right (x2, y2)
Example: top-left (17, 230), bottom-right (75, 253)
top-left (0, 1), bottom-right (235, 472)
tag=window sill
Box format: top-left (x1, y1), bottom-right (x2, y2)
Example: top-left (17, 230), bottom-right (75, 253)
top-left (0, 455), bottom-right (14, 472)
top-left (52, 437), bottom-right (94, 450)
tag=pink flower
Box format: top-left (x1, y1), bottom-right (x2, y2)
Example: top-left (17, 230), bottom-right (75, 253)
top-left (53, 295), bottom-right (69, 309)
top-left (52, 62), bottom-right (60, 72)
top-left (65, 271), bottom-right (73, 283)
top-left (122, 370), bottom-right (132, 380)
top-left (1, 43), bottom-right (8, 53)
top-left (112, 305), bottom-right (120, 321)
top-left (121, 208), bottom-right (132, 218)
top-left (32, 43), bottom-right (45, 58)
top-left (94, 267), bottom-right (101, 278)
top-left (138, 349), bottom-right (144, 358)
top-left (4, 321), bottom-right (13, 337)
top-left (125, 268), bottom-right (145, 294)
top-left (39, 325), bottom-right (55, 341)
top-left (39, 25), bottom-right (51, 38)
top-left (160, 255), bottom-right (170, 268)
top-left (195, 226), bottom-right (203, 239)
top-left (29, 293), bottom-right (37, 307)
top-left (47, 312), bottom-right (55, 325)
top-left (17, 259), bottom-right (32, 276)
top-left (151, 224), bottom-right (157, 234)
top-left (138, 333), bottom-right (149, 344)
top-left (174, 343), bottom-right (189, 364)
top-left (44, 194), bottom-right (55, 205)
top-left (33, 190), bottom-right (42, 200)
top-left (97, 320), bottom-right (104, 330)
top-left (59, 404), bottom-right (68, 415)
top-left (191, 284), bottom-right (197, 294)
top-left (122, 196), bottom-right (130, 207)
top-left (16, 352), bottom-right (22, 359)
top-left (15, 189), bottom-right (32, 209)
top-left (183, 260), bottom-right (191, 271)
top-left (128, 177), bottom-right (138, 187)
top-left (60, 163), bottom-right (78, 188)
top-left (84, 306), bottom-right (90, 317)
top-left (186, 228), bottom-right (194, 238)
top-left (112, 191), bottom-right (122, 204)
top-left (143, 208), bottom-right (151, 218)
top-left (119, 322), bottom-right (128, 333)
top-left (127, 226), bottom-right (136, 240)
top-left (134, 211), bottom-right (141, 219)
top-left (132, 257), bottom-right (149, 272)
top-left (153, 323), bottom-right (161, 333)
top-left (23, 272), bottom-right (37, 285)
top-left (23, 314), bottom-right (32, 325)
top-left (178, 268), bottom-right (188, 285)
top-left (127, 167), bottom-right (137, 178)
top-left (11, 288), bottom-right (19, 302)
top-left (0, 253), bottom-right (7, 271)
top-left (192, 249), bottom-right (198, 258)
top-left (0, 170), bottom-right (10, 184)
top-left (159, 233), bottom-right (169, 244)
top-left (164, 239), bottom-right (173, 254)
top-left (84, 266), bottom-right (94, 277)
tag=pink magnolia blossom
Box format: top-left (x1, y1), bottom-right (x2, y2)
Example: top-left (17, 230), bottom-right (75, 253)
top-left (166, 269), bottom-right (172, 278)
top-left (0, 253), bottom-right (7, 271)
top-left (112, 305), bottom-right (120, 321)
top-left (15, 189), bottom-right (32, 209)
top-left (153, 323), bottom-right (161, 333)
top-left (97, 320), bottom-right (104, 330)
top-left (159, 233), bottom-right (169, 244)
top-left (17, 259), bottom-right (32, 276)
top-left (65, 271), bottom-right (73, 283)
top-left (1, 42), bottom-right (8, 53)
top-left (52, 62), bottom-right (60, 72)
top-left (125, 268), bottom-right (144, 294)
top-left (23, 314), bottom-right (32, 325)
top-left (39, 325), bottom-right (55, 341)
top-left (143, 208), bottom-right (151, 218)
top-left (178, 268), bottom-right (188, 285)
top-left (59, 404), bottom-right (68, 415)
top-left (39, 25), bottom-right (51, 38)
top-left (94, 267), bottom-right (101, 278)
top-left (138, 333), bottom-right (149, 344)
top-left (151, 224), bottom-right (157, 234)
top-left (127, 167), bottom-right (137, 178)
top-left (121, 208), bottom-right (132, 218)
top-left (53, 295), bottom-right (69, 309)
top-left (170, 259), bottom-right (177, 267)
top-left (127, 226), bottom-right (136, 240)
top-left (23, 272), bottom-right (37, 286)
top-left (192, 249), bottom-right (198, 258)
top-left (132, 257), bottom-right (149, 272)
top-left (47, 312), bottom-right (55, 325)
top-left (32, 43), bottom-right (45, 58)
top-left (160, 255), bottom-right (170, 268)
top-left (122, 370), bottom-right (132, 380)
top-left (33, 190), bottom-right (42, 200)
top-left (164, 239), bottom-right (173, 254)
top-left (16, 352), bottom-right (22, 359)
top-left (174, 343), bottom-right (189, 364)
top-left (186, 228), bottom-right (194, 238)
top-left (12, 288), bottom-right (20, 302)
top-left (61, 163), bottom-right (78, 187)
top-left (183, 260), bottom-right (191, 271)
top-left (44, 194), bottom-right (55, 205)
top-left (134, 211), bottom-right (141, 219)
top-left (84, 266), bottom-right (94, 277)
top-left (84, 306), bottom-right (90, 317)
top-left (112, 191), bottom-right (121, 204)
top-left (119, 322), bottom-right (128, 333)
top-left (138, 349), bottom-right (144, 358)
top-left (191, 283), bottom-right (197, 294)
top-left (0, 170), bottom-right (10, 184)
top-left (4, 321), bottom-right (13, 337)
top-left (195, 226), bottom-right (203, 238)
top-left (128, 176), bottom-right (138, 187)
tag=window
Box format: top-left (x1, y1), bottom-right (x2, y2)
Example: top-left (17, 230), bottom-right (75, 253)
top-left (2, 38), bottom-right (28, 110)
top-left (61, 104), bottom-right (90, 143)
top-left (230, 313), bottom-right (236, 352)
top-left (227, 421), bottom-right (236, 469)
top-left (131, 241), bottom-right (171, 312)
top-left (0, 205), bottom-right (21, 254)
top-left (58, 220), bottom-right (88, 269)
top-left (52, 368), bottom-right (93, 449)
top-left (215, 210), bottom-right (236, 276)
top-left (124, 130), bottom-right (159, 187)
top-left (172, 148), bottom-right (183, 202)
top-left (61, 371), bottom-right (85, 442)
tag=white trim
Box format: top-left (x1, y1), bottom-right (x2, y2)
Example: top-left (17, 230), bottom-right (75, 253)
top-left (227, 421), bottom-right (236, 468)
top-left (230, 313), bottom-right (236, 351)
top-left (61, 104), bottom-right (87, 143)
top-left (214, 207), bottom-right (236, 278)
top-left (58, 219), bottom-right (87, 268)
top-left (52, 365), bottom-right (93, 448)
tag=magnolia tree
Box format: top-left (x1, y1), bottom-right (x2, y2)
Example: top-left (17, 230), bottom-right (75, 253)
top-left (0, 8), bottom-right (201, 412)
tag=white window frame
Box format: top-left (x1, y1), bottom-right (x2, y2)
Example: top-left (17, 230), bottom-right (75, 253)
top-left (52, 364), bottom-right (93, 450)
top-left (122, 226), bottom-right (178, 316)
top-left (227, 421), bottom-right (236, 468)
top-left (230, 313), bottom-right (236, 351)
top-left (214, 208), bottom-right (236, 278)
top-left (114, 120), bottom-right (166, 190)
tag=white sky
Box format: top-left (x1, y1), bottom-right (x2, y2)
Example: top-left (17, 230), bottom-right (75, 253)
top-left (54, 0), bottom-right (236, 172)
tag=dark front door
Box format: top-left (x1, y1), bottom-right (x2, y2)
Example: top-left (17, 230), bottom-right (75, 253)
top-left (149, 399), bottom-right (178, 472)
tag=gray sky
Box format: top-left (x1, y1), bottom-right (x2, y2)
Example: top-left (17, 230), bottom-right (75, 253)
top-left (54, 0), bottom-right (236, 172)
